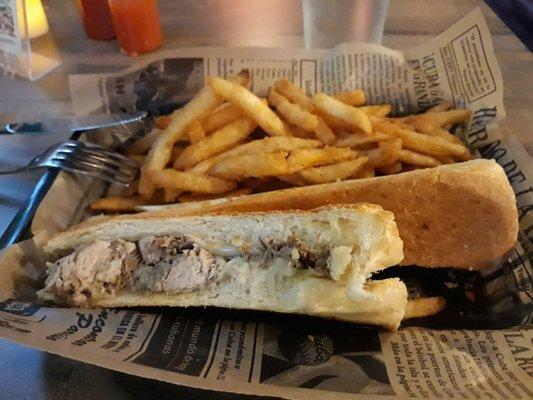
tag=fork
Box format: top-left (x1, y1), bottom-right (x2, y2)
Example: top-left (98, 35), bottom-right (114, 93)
top-left (0, 140), bottom-right (139, 185)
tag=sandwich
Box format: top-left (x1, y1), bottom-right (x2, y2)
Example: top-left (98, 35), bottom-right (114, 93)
top-left (37, 159), bottom-right (518, 330)
top-left (37, 205), bottom-right (440, 331)
top-left (138, 159), bottom-right (519, 269)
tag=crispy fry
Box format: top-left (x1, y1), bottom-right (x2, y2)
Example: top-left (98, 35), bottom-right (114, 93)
top-left (358, 104), bottom-right (391, 117)
top-left (407, 122), bottom-right (472, 160)
top-left (298, 157), bottom-right (368, 184)
top-left (164, 188), bottom-right (181, 203)
top-left (151, 169), bottom-right (236, 194)
top-left (357, 166), bottom-right (375, 178)
top-left (277, 173), bottom-right (307, 186)
top-left (378, 162), bottom-right (402, 175)
top-left (100, 70), bottom-right (476, 212)
top-left (287, 147), bottom-right (358, 172)
top-left (406, 117), bottom-right (464, 144)
top-left (333, 90), bottom-right (366, 106)
top-left (140, 88), bottom-right (222, 197)
top-left (169, 146), bottom-right (184, 164)
top-left (274, 111), bottom-right (315, 138)
top-left (404, 297), bottom-right (446, 319)
top-left (268, 88), bottom-right (319, 132)
top-left (173, 117), bottom-right (257, 169)
top-left (191, 137), bottom-right (322, 174)
top-left (210, 151), bottom-right (290, 179)
top-left (90, 196), bottom-right (145, 212)
top-left (426, 101), bottom-right (453, 113)
top-left (413, 110), bottom-right (471, 127)
top-left (286, 121), bottom-right (316, 139)
top-left (201, 103), bottom-right (243, 133)
top-left (314, 116), bottom-right (336, 145)
top-left (434, 155), bottom-right (456, 164)
top-left (398, 149), bottom-right (442, 168)
top-left (178, 187), bottom-right (253, 203)
top-left (139, 71), bottom-right (249, 198)
top-left (311, 93), bottom-right (372, 134)
top-left (364, 139), bottom-right (402, 168)
top-left (154, 115), bottom-right (172, 129)
top-left (335, 132), bottom-right (392, 148)
top-left (273, 79), bottom-right (314, 111)
top-left (316, 112), bottom-right (355, 131)
top-left (398, 130), bottom-right (470, 158)
top-left (185, 120), bottom-right (206, 144)
top-left (373, 119), bottom-right (470, 158)
top-left (207, 76), bottom-right (292, 136)
top-left (125, 128), bottom-right (161, 155)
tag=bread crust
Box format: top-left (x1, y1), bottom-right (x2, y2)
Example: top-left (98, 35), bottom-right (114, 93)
top-left (135, 160), bottom-right (517, 269)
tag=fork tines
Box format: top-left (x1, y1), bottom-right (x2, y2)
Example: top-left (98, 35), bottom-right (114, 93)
top-left (51, 141), bottom-right (139, 185)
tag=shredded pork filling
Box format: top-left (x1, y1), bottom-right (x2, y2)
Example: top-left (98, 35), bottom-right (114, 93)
top-left (39, 235), bottom-right (336, 306)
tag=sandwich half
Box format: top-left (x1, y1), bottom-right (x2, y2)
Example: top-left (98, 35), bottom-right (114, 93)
top-left (38, 205), bottom-right (419, 330)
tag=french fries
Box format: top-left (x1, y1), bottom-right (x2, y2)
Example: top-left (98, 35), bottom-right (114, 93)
top-left (277, 173), bottom-right (307, 186)
top-left (398, 149), bottom-right (442, 168)
top-left (287, 147), bottom-right (358, 172)
top-left (151, 169), bottom-right (236, 194)
top-left (268, 88), bottom-right (319, 132)
top-left (404, 297), bottom-right (446, 319)
top-left (178, 187), bottom-right (253, 203)
top-left (358, 104), bottom-right (391, 117)
top-left (207, 76), bottom-right (293, 137)
top-left (405, 117), bottom-right (467, 146)
top-left (364, 139), bottom-right (402, 167)
top-left (211, 151), bottom-right (290, 179)
top-left (139, 87), bottom-right (224, 198)
top-left (274, 79), bottom-right (314, 111)
top-left (314, 116), bottom-right (336, 145)
top-left (201, 103), bottom-right (243, 133)
top-left (358, 166), bottom-right (376, 178)
top-left (417, 110), bottom-right (471, 127)
top-left (94, 71), bottom-right (476, 212)
top-left (426, 101), bottom-right (453, 113)
top-left (170, 146), bottom-right (184, 164)
top-left (185, 120), bottom-right (206, 144)
top-left (191, 137), bottom-right (322, 174)
top-left (335, 132), bottom-right (392, 148)
top-left (164, 188), bottom-right (182, 203)
top-left (90, 196), bottom-right (146, 212)
top-left (298, 157), bottom-right (368, 184)
top-left (173, 117), bottom-right (257, 169)
top-left (139, 71), bottom-right (249, 198)
top-left (333, 90), bottom-right (366, 106)
top-left (311, 93), bottom-right (372, 134)
top-left (378, 162), bottom-right (402, 175)
top-left (373, 119), bottom-right (470, 158)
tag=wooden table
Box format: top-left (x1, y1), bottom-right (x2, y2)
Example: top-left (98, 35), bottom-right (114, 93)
top-left (0, 1), bottom-right (531, 398)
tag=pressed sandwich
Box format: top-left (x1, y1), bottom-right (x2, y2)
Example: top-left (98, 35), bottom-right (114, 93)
top-left (37, 205), bottom-right (439, 330)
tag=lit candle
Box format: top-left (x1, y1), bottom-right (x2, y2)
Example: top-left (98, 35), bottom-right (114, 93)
top-left (17, 0), bottom-right (50, 39)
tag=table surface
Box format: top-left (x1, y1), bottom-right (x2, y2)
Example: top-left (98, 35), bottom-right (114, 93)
top-left (0, 1), bottom-right (531, 399)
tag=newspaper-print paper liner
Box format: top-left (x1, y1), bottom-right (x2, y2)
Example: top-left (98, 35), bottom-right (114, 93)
top-left (0, 8), bottom-right (531, 399)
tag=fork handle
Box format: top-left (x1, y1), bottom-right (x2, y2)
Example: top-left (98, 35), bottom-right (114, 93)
top-left (0, 123), bottom-right (44, 135)
top-left (0, 166), bottom-right (31, 175)
top-left (0, 168), bottom-right (59, 249)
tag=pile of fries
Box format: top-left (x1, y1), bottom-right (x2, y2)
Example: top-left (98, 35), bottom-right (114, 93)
top-left (92, 70), bottom-right (472, 212)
